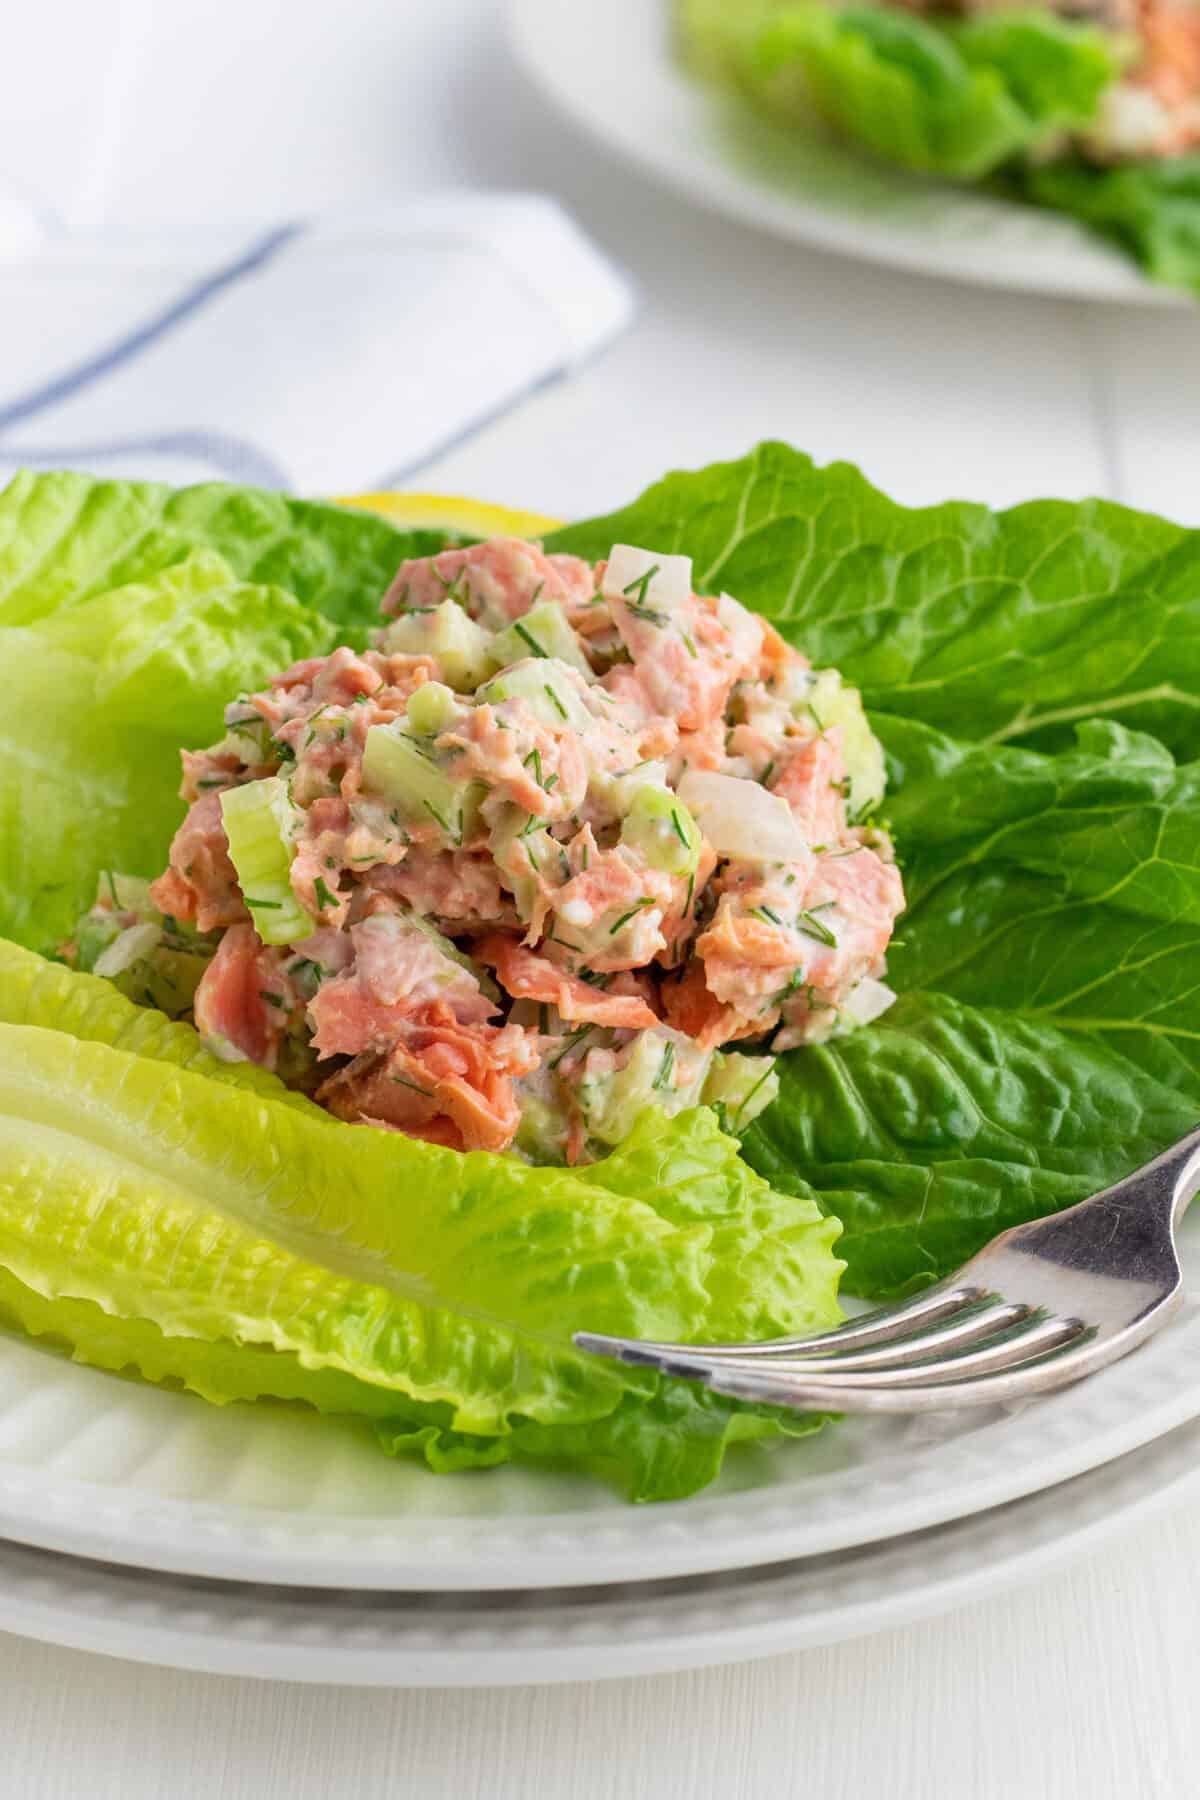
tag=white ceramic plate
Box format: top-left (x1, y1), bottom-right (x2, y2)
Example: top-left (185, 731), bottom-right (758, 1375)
top-left (510, 0), bottom-right (1181, 307)
top-left (3, 1405), bottom-right (1198, 1686)
top-left (0, 1214), bottom-right (1199, 1591)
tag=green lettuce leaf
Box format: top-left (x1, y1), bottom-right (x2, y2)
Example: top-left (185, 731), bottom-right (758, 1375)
top-left (675, 1), bottom-right (1120, 180)
top-left (0, 469), bottom-right (427, 641)
top-left (756, 7), bottom-right (1117, 180)
top-left (1019, 153), bottom-right (1200, 298)
top-left (0, 947), bottom-right (842, 1499)
top-left (743, 988), bottom-right (1199, 1295)
top-left (549, 440), bottom-right (1200, 757)
top-left (0, 552), bottom-right (332, 951)
top-left (879, 713), bottom-right (1200, 1088)
top-left (9, 450), bottom-right (1200, 1494)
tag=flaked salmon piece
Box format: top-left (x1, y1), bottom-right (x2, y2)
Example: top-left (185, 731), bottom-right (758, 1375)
top-left (670, 717), bottom-right (729, 781)
top-left (660, 962), bottom-right (760, 1051)
top-left (442, 698), bottom-right (588, 821)
top-left (758, 621), bottom-right (809, 690)
top-left (547, 846), bottom-right (675, 971)
top-left (1139, 2), bottom-right (1200, 127)
top-left (307, 913), bottom-right (495, 1058)
top-left (290, 797), bottom-right (354, 930)
top-left (382, 539), bottom-right (594, 630)
top-left (318, 1008), bottom-right (538, 1153)
top-left (194, 923), bottom-right (298, 1068)
top-left (363, 850), bottom-right (518, 930)
top-left (179, 749), bottom-right (242, 802)
top-left (150, 791), bottom-right (248, 932)
top-left (772, 728), bottom-right (849, 848)
top-left (790, 846), bottom-right (906, 993)
top-left (599, 580), bottom-right (765, 734)
top-left (475, 933), bottom-right (660, 1028)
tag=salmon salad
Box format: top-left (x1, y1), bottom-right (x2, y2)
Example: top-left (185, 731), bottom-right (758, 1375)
top-left (900, 0), bottom-right (1200, 160)
top-left (66, 537), bottom-right (904, 1164)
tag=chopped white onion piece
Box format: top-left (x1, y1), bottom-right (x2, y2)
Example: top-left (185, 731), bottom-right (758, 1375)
top-left (602, 545), bottom-right (693, 610)
top-left (93, 921), bottom-right (161, 978)
top-left (717, 592), bottom-right (765, 663)
top-left (677, 770), bottom-right (809, 863)
top-left (840, 977), bottom-right (897, 1028)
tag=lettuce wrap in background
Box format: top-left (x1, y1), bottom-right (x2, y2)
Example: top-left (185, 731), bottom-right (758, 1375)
top-left (4, 444), bottom-right (1200, 1496)
top-left (674, 0), bottom-right (1200, 297)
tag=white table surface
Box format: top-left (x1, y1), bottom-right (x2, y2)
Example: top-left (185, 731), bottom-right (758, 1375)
top-left (6, 1), bottom-right (1200, 1792)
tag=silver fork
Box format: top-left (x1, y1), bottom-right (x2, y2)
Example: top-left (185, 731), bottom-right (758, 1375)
top-left (574, 1129), bottom-right (1200, 1413)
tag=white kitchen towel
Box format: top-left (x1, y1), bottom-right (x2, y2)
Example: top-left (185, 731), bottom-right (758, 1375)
top-left (0, 194), bottom-right (634, 493)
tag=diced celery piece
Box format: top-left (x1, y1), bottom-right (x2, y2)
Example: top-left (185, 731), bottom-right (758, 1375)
top-left (478, 656), bottom-right (593, 731)
top-left (361, 724), bottom-right (476, 845)
top-left (702, 1052), bottom-right (779, 1130)
top-left (514, 1088), bottom-right (571, 1165)
top-left (487, 805), bottom-right (552, 923)
top-left (378, 598), bottom-right (494, 691)
top-left (405, 680), bottom-right (458, 738)
top-left (802, 669), bottom-right (886, 817)
top-left (587, 759), bottom-right (670, 823)
top-left (488, 603), bottom-right (593, 678)
top-left (207, 718), bottom-right (273, 764)
top-left (94, 871), bottom-right (156, 917)
top-left (576, 1029), bottom-right (710, 1150)
top-left (620, 785), bottom-right (701, 876)
top-left (219, 777), bottom-right (314, 945)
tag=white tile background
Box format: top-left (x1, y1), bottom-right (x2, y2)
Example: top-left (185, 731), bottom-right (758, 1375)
top-left (4, 1), bottom-right (1200, 1792)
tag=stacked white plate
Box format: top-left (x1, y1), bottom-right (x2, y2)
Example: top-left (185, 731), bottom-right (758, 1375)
top-left (2, 1211), bottom-right (1199, 1684)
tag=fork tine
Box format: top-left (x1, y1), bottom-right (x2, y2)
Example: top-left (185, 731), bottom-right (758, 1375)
top-left (726, 1300), bottom-right (1038, 1374)
top-left (572, 1281), bottom-right (992, 1368)
top-left (703, 1316), bottom-right (1090, 1410)
top-left (574, 1303), bottom-right (1070, 1388)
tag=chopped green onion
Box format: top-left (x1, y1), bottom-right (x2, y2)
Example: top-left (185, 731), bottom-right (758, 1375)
top-left (609, 897), bottom-right (654, 936)
top-left (390, 1074), bottom-right (434, 1097)
top-left (652, 1041), bottom-right (676, 1092)
top-left (548, 1024), bottom-right (594, 1069)
top-left (798, 909), bottom-right (838, 947)
top-left (622, 564), bottom-right (660, 606)
top-left (513, 620), bottom-right (547, 658)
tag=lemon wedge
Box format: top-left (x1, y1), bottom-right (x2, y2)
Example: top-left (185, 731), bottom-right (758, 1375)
top-left (340, 491), bottom-right (563, 538)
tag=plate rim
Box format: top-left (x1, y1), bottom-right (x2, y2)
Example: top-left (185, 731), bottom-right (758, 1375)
top-left (508, 0), bottom-right (1182, 309)
top-left (1, 1405), bottom-right (1197, 1686)
top-left (1, 1301), bottom-right (1199, 1590)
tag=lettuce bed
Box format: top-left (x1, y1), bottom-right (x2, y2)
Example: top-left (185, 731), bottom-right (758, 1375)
top-left (2, 446), bottom-right (1199, 1498)
top-left (675, 0), bottom-right (1200, 299)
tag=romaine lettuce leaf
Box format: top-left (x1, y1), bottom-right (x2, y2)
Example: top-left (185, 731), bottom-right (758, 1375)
top-left (549, 441), bottom-right (1200, 757)
top-left (879, 713), bottom-right (1200, 1089)
top-left (7, 450), bottom-right (1200, 1495)
top-left (675, 1), bottom-right (1119, 180)
top-left (756, 7), bottom-right (1117, 181)
top-left (0, 950), bottom-right (843, 1498)
top-left (0, 469), bottom-right (425, 641)
top-left (743, 988), bottom-right (1199, 1295)
top-left (0, 553), bottom-right (332, 951)
top-left (1019, 153), bottom-right (1200, 299)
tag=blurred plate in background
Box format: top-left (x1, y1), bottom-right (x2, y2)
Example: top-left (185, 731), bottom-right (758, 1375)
top-left (510, 0), bottom-right (1181, 307)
